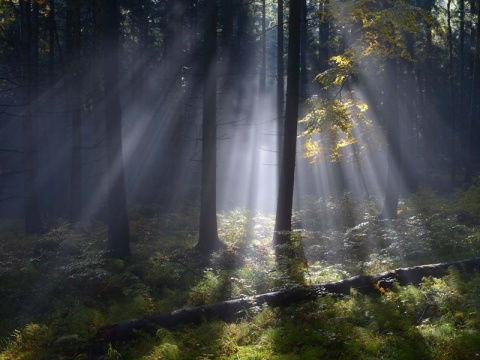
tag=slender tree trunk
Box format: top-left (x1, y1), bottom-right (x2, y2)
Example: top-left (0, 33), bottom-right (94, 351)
top-left (402, 29), bottom-right (418, 191)
top-left (260, 0), bottom-right (267, 93)
top-left (380, 58), bottom-right (401, 220)
top-left (66, 0), bottom-right (82, 223)
top-left (423, 0), bottom-right (434, 183)
top-left (277, 0), bottom-right (285, 172)
top-left (198, 0), bottom-right (222, 254)
top-left (300, 0), bottom-right (308, 101)
top-left (21, 0), bottom-right (41, 235)
top-left (45, 0), bottom-right (58, 217)
top-left (447, 0), bottom-right (457, 187)
top-left (103, 0), bottom-right (130, 258)
top-left (274, 0), bottom-right (302, 248)
top-left (459, 0), bottom-right (466, 182)
top-left (466, 4), bottom-right (480, 183)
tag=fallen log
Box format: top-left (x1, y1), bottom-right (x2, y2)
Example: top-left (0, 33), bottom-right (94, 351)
top-left (89, 257), bottom-right (480, 352)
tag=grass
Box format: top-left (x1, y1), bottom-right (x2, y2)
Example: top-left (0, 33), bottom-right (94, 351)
top-left (1, 188), bottom-right (480, 359)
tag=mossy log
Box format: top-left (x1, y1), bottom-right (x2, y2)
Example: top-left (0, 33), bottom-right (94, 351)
top-left (89, 257), bottom-right (480, 351)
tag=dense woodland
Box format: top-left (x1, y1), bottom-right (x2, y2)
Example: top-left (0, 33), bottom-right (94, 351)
top-left (2, 0), bottom-right (480, 358)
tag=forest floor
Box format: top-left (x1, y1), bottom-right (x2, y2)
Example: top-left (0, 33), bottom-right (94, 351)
top-left (2, 187), bottom-right (480, 359)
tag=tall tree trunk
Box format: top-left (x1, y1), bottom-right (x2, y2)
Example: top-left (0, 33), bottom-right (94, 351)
top-left (466, 3), bottom-right (480, 183)
top-left (459, 0), bottom-right (466, 182)
top-left (422, 0), bottom-right (434, 183)
top-left (300, 0), bottom-right (308, 101)
top-left (45, 0), bottom-right (58, 217)
top-left (380, 58), bottom-right (401, 220)
top-left (277, 0), bottom-right (285, 172)
top-left (66, 0), bottom-right (82, 223)
top-left (274, 0), bottom-right (302, 249)
top-left (197, 0), bottom-right (222, 254)
top-left (260, 0), bottom-right (267, 93)
top-left (103, 0), bottom-right (130, 258)
top-left (447, 0), bottom-right (457, 187)
top-left (401, 28), bottom-right (418, 191)
top-left (21, 0), bottom-right (41, 235)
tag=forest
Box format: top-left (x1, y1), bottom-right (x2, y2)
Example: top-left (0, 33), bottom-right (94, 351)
top-left (1, 0), bottom-right (480, 358)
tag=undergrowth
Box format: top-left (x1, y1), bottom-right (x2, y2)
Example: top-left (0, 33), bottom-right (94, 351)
top-left (1, 188), bottom-right (480, 359)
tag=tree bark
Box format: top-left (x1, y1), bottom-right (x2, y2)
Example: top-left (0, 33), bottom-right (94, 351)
top-left (465, 3), bottom-right (480, 183)
top-left (300, 0), bottom-right (308, 101)
top-left (103, 0), bottom-right (131, 258)
top-left (66, 0), bottom-right (82, 223)
top-left (89, 256), bottom-right (480, 352)
top-left (260, 0), bottom-right (267, 93)
top-left (273, 0), bottom-right (302, 249)
top-left (380, 58), bottom-right (401, 220)
top-left (447, 0), bottom-right (457, 188)
top-left (21, 0), bottom-right (41, 235)
top-left (197, 0), bottom-right (222, 254)
top-left (277, 0), bottom-right (285, 173)
top-left (422, 0), bottom-right (434, 183)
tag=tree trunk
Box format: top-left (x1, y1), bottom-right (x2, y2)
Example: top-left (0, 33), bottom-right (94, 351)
top-left (447, 0), bottom-right (457, 187)
top-left (89, 256), bottom-right (480, 352)
top-left (277, 0), bottom-right (285, 172)
top-left (197, 0), bottom-right (222, 254)
top-left (273, 0), bottom-right (302, 249)
top-left (103, 0), bottom-right (131, 258)
top-left (300, 0), bottom-right (308, 101)
top-left (66, 0), bottom-right (82, 223)
top-left (459, 0), bottom-right (466, 182)
top-left (422, 0), bottom-right (434, 183)
top-left (260, 0), bottom-right (267, 93)
top-left (380, 58), bottom-right (401, 220)
top-left (21, 0), bottom-right (41, 235)
top-left (465, 3), bottom-right (480, 183)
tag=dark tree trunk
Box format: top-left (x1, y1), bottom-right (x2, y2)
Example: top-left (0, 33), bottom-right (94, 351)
top-left (380, 58), bottom-right (401, 220)
top-left (466, 4), bottom-right (480, 183)
top-left (277, 0), bottom-right (285, 170)
top-left (260, 0), bottom-right (266, 93)
top-left (273, 0), bottom-right (302, 249)
top-left (459, 0), bottom-right (466, 182)
top-left (45, 0), bottom-right (58, 217)
top-left (422, 0), bottom-right (434, 183)
top-left (103, 0), bottom-right (130, 258)
top-left (66, 0), bottom-right (82, 223)
top-left (447, 0), bottom-right (457, 187)
top-left (21, 0), bottom-right (41, 235)
top-left (197, 0), bottom-right (222, 254)
top-left (401, 29), bottom-right (418, 192)
top-left (300, 0), bottom-right (307, 101)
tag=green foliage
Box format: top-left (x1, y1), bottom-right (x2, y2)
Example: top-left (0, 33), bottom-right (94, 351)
top-left (303, 0), bottom-right (430, 164)
top-left (274, 231), bottom-right (309, 286)
top-left (332, 0), bottom-right (428, 59)
top-left (300, 54), bottom-right (373, 162)
top-left (296, 192), bottom-right (380, 231)
top-left (1, 324), bottom-right (53, 360)
top-left (457, 180), bottom-right (480, 224)
top-left (2, 191), bottom-right (480, 358)
top-left (217, 208), bottom-right (248, 244)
